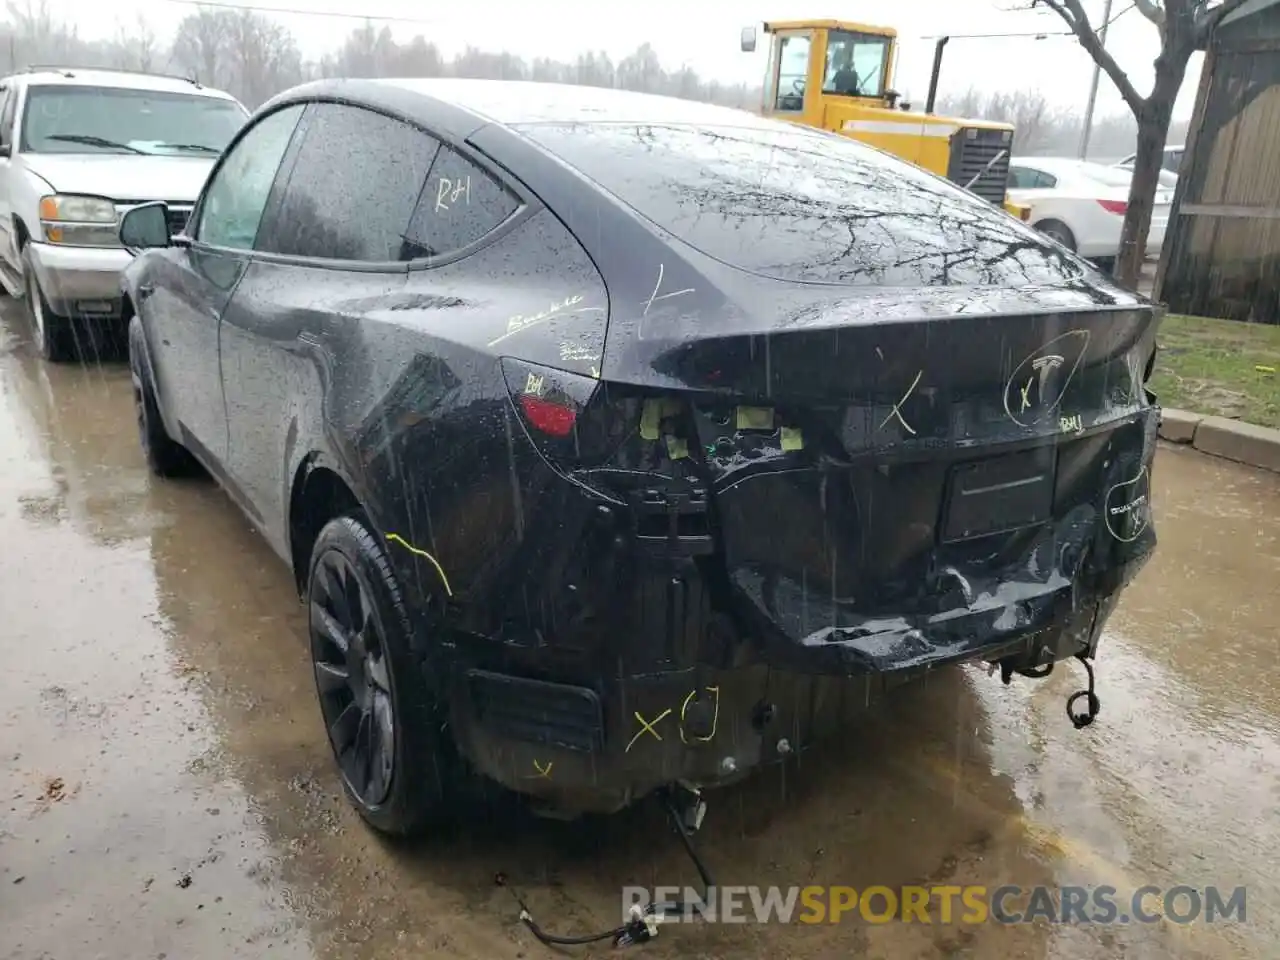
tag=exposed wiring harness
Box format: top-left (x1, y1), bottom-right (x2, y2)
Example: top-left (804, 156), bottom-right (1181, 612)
top-left (496, 786), bottom-right (716, 949)
top-left (1067, 652), bottom-right (1101, 728)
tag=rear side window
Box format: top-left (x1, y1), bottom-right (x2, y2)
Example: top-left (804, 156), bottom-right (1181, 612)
top-left (1008, 166), bottom-right (1034, 189)
top-left (261, 102), bottom-right (440, 262)
top-left (403, 146), bottom-right (520, 258)
top-left (517, 122), bottom-right (1082, 286)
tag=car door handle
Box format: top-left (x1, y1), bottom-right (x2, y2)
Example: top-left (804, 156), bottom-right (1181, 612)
top-left (137, 282), bottom-right (155, 301)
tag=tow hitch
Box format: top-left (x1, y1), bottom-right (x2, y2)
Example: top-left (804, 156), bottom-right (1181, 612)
top-left (498, 783), bottom-right (717, 949)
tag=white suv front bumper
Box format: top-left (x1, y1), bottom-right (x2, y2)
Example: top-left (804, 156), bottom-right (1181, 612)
top-left (25, 242), bottom-right (133, 318)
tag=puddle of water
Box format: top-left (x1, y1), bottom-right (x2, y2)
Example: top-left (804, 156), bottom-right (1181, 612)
top-left (0, 344), bottom-right (314, 960)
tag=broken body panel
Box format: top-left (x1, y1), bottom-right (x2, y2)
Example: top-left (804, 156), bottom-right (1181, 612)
top-left (367, 114), bottom-right (1159, 814)
top-left (128, 80), bottom-right (1158, 817)
top-left (437, 285), bottom-right (1157, 812)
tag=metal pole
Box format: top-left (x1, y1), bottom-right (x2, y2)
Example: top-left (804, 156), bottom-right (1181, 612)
top-left (1078, 0), bottom-right (1114, 159)
top-left (925, 37), bottom-right (948, 114)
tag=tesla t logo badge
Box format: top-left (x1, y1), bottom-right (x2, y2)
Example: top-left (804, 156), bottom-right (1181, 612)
top-left (1004, 331), bottom-right (1090, 428)
top-left (1031, 355), bottom-right (1064, 405)
top-left (1018, 355), bottom-right (1064, 413)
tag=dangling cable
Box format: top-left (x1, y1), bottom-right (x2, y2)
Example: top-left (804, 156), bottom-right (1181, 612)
top-left (1066, 653), bottom-right (1101, 728)
top-left (497, 786), bottom-right (717, 949)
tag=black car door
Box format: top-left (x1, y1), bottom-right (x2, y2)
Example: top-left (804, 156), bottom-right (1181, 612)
top-left (148, 103), bottom-right (306, 470)
top-left (218, 101), bottom-right (444, 550)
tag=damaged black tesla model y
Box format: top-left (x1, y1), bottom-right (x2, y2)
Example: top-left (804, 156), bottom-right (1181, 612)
top-left (118, 79), bottom-right (1159, 836)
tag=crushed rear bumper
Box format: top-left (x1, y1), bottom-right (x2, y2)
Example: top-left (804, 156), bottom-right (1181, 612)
top-left (442, 405), bottom-right (1158, 814)
top-left (449, 587), bottom-right (1123, 814)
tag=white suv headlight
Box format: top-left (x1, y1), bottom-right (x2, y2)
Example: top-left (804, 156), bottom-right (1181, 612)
top-left (39, 194), bottom-right (120, 247)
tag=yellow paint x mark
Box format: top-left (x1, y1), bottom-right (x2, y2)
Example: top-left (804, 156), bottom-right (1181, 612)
top-left (626, 708), bottom-right (672, 753)
top-left (531, 759), bottom-right (553, 779)
top-left (385, 533), bottom-right (453, 597)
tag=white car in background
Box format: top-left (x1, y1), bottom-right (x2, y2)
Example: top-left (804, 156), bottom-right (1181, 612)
top-left (0, 66), bottom-right (248, 361)
top-left (1115, 144), bottom-right (1184, 175)
top-left (1006, 157), bottom-right (1176, 265)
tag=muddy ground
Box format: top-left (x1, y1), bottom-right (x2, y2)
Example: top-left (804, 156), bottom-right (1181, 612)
top-left (1, 301), bottom-right (1277, 959)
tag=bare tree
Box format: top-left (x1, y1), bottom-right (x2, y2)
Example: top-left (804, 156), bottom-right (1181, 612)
top-left (393, 36), bottom-right (444, 77)
top-left (225, 9), bottom-right (302, 107)
top-left (170, 7), bottom-right (230, 88)
top-left (3, 5), bottom-right (763, 116)
top-left (114, 14), bottom-right (156, 72)
top-left (1027, 0), bottom-right (1250, 285)
top-left (616, 43), bottom-right (663, 93)
top-left (6, 0), bottom-right (77, 66)
top-left (939, 87), bottom-right (988, 121)
top-left (330, 21), bottom-right (397, 78)
top-left (988, 90), bottom-right (1053, 152)
top-left (574, 50), bottom-right (616, 88)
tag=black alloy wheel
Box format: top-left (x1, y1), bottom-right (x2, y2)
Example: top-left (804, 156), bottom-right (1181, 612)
top-left (311, 546), bottom-right (397, 808)
top-left (306, 514), bottom-right (460, 835)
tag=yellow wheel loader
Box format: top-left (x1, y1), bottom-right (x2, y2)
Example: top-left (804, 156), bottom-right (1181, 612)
top-left (741, 20), bottom-right (1031, 221)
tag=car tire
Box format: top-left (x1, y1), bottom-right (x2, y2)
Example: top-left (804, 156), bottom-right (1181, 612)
top-left (23, 248), bottom-right (74, 362)
top-left (129, 322), bottom-right (197, 477)
top-left (307, 513), bottom-right (461, 837)
top-left (1033, 219), bottom-right (1077, 253)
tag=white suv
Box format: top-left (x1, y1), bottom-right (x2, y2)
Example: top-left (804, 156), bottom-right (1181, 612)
top-left (0, 66), bottom-right (248, 360)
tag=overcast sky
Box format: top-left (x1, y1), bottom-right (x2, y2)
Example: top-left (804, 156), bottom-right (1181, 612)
top-left (79, 0), bottom-right (1202, 119)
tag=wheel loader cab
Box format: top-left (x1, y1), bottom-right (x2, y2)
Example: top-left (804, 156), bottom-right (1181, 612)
top-left (759, 21), bottom-right (898, 124)
top-left (748, 20), bottom-right (1032, 222)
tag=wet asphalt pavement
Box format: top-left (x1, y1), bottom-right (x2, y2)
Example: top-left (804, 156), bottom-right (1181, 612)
top-left (1, 299), bottom-right (1278, 960)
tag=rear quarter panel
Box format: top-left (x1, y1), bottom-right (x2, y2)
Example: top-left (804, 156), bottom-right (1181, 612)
top-left (340, 207), bottom-right (609, 617)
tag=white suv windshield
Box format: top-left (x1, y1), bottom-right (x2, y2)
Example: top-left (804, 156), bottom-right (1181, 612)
top-left (21, 84), bottom-right (247, 156)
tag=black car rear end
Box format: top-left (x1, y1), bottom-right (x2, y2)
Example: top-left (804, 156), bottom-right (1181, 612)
top-left (439, 108), bottom-right (1159, 814)
top-left (450, 288), bottom-right (1158, 812)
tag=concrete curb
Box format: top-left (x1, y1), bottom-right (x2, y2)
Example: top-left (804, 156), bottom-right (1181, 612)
top-left (1157, 408), bottom-right (1280, 474)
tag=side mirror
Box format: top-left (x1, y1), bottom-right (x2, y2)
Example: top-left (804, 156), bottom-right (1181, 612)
top-left (119, 201), bottom-right (171, 252)
top-left (741, 25), bottom-right (757, 53)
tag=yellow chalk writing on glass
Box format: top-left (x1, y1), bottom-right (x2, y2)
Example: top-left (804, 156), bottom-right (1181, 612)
top-left (434, 174), bottom-right (471, 213)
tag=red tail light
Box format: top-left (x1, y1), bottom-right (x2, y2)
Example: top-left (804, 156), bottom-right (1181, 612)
top-left (519, 393), bottom-right (577, 437)
top-left (501, 358), bottom-right (691, 485)
top-left (1097, 199), bottom-right (1128, 215)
